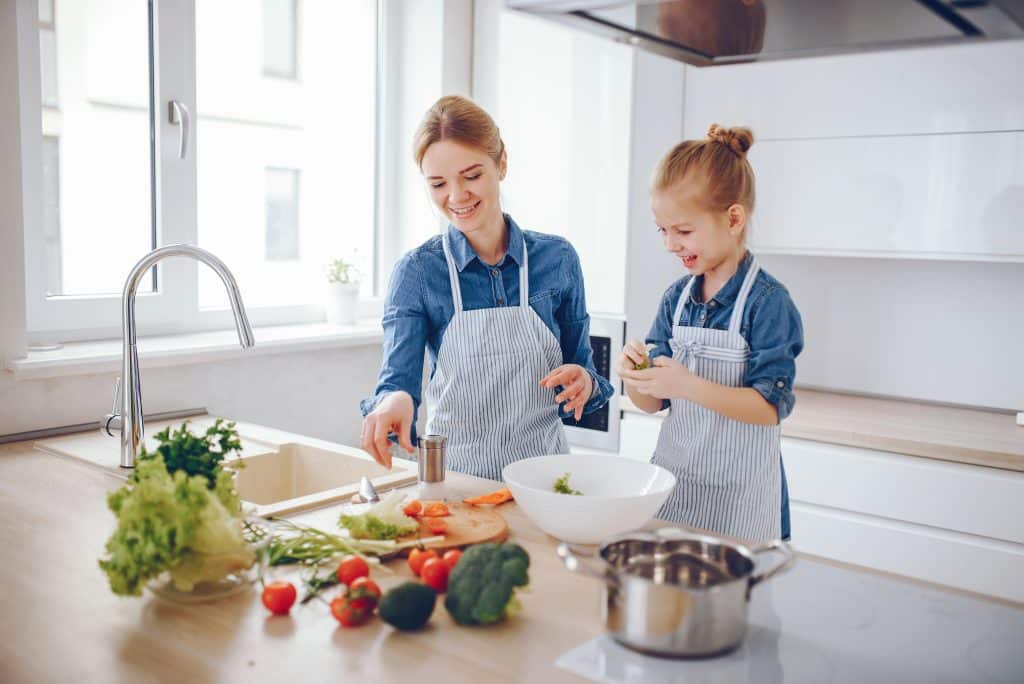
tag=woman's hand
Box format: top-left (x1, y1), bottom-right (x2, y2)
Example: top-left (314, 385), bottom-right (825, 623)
top-left (619, 356), bottom-right (694, 400)
top-left (539, 364), bottom-right (594, 421)
top-left (360, 391), bottom-right (416, 469)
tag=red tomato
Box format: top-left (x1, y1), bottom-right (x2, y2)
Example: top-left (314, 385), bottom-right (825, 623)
top-left (403, 499), bottom-right (423, 516)
top-left (336, 555), bottom-right (370, 586)
top-left (408, 548), bottom-right (438, 577)
top-left (423, 517), bottom-right (448, 535)
top-left (420, 557), bottom-right (450, 593)
top-left (261, 581), bottom-right (297, 615)
top-left (442, 549), bottom-right (462, 570)
top-left (331, 596), bottom-right (374, 627)
top-left (347, 576), bottom-right (381, 603)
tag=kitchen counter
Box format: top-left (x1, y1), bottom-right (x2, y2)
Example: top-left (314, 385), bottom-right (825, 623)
top-left (623, 389), bottom-right (1024, 472)
top-left (3, 440), bottom-right (1023, 683)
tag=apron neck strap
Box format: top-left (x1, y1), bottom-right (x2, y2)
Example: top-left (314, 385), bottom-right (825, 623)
top-left (441, 230), bottom-right (529, 311)
top-left (728, 257), bottom-right (760, 335)
top-left (441, 233), bottom-right (464, 312)
top-left (671, 257), bottom-right (761, 333)
top-left (673, 276), bottom-right (696, 326)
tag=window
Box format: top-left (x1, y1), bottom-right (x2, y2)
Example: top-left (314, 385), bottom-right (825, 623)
top-left (262, 0), bottom-right (298, 79)
top-left (265, 168), bottom-right (300, 261)
top-left (22, 0), bottom-right (379, 342)
top-left (473, 6), bottom-right (632, 315)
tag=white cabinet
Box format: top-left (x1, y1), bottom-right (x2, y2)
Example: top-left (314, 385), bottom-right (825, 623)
top-left (681, 42), bottom-right (1024, 262)
top-left (617, 411), bottom-right (1024, 603)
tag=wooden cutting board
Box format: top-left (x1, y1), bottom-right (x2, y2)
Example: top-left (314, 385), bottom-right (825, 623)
top-left (396, 502), bottom-right (509, 555)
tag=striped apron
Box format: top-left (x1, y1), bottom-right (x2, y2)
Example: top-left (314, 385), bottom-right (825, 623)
top-left (652, 258), bottom-right (782, 542)
top-left (424, 233), bottom-right (569, 480)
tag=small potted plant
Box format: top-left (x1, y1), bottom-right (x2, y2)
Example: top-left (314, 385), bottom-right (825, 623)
top-left (325, 257), bottom-right (360, 325)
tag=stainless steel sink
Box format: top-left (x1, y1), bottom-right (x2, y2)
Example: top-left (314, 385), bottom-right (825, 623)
top-left (34, 415), bottom-right (418, 517)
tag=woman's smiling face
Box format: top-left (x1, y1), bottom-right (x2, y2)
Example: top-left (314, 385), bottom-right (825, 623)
top-left (421, 139), bottom-right (505, 236)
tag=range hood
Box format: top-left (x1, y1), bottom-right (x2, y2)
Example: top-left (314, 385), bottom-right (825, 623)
top-left (507, 0), bottom-right (1024, 66)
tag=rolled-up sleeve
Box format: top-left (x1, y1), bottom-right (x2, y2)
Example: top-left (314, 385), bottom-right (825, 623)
top-left (556, 242), bottom-right (614, 416)
top-left (745, 285), bottom-right (804, 422)
top-left (360, 254), bottom-right (429, 426)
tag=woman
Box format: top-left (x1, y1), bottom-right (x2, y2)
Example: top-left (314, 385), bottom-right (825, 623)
top-left (360, 95), bottom-right (613, 480)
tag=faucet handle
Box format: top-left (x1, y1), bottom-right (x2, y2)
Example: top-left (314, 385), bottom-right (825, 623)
top-left (103, 377), bottom-right (122, 437)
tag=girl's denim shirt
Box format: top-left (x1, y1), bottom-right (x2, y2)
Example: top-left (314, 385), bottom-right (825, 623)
top-left (361, 215), bottom-right (614, 437)
top-left (645, 252), bottom-right (804, 420)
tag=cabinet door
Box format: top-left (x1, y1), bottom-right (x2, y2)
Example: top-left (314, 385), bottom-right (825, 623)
top-left (682, 42), bottom-right (1024, 262)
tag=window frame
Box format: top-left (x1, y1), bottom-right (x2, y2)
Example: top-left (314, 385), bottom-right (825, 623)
top-left (19, 0), bottom-right (386, 346)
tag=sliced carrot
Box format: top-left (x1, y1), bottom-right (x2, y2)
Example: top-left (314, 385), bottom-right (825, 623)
top-left (403, 499), bottom-right (422, 517)
top-left (463, 487), bottom-right (514, 506)
top-left (421, 502), bottom-right (450, 517)
top-left (423, 517), bottom-right (448, 534)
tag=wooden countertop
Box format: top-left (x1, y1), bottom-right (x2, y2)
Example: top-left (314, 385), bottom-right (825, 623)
top-left (3, 439), bottom-right (1021, 682)
top-left (0, 441), bottom-right (604, 683)
top-left (621, 389), bottom-right (1024, 472)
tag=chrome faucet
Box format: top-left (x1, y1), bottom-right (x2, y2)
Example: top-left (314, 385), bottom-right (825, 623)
top-left (104, 245), bottom-right (254, 468)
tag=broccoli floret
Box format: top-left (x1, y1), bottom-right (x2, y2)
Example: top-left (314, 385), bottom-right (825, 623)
top-left (444, 543), bottom-right (530, 625)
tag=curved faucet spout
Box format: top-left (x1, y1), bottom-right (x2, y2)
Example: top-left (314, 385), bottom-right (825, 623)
top-left (113, 244), bottom-right (255, 468)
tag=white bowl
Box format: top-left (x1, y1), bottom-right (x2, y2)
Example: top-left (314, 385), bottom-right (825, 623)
top-left (502, 454), bottom-right (676, 544)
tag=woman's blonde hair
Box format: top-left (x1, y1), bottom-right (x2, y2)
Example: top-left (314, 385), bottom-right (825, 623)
top-left (651, 124), bottom-right (756, 213)
top-left (412, 95), bottom-right (506, 170)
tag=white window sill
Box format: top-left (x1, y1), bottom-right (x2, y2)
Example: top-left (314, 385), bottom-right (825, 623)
top-left (5, 320), bottom-right (384, 381)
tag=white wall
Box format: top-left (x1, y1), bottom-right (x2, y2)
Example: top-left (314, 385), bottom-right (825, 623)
top-left (0, 345), bottom-right (384, 446)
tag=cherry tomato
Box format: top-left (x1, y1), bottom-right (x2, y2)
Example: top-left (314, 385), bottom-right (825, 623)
top-left (331, 596), bottom-right (374, 627)
top-left (347, 576), bottom-right (381, 604)
top-left (423, 517), bottom-right (448, 535)
top-left (420, 557), bottom-right (450, 593)
top-left (442, 549), bottom-right (462, 570)
top-left (403, 499), bottom-right (422, 516)
top-left (261, 581), bottom-right (297, 615)
top-left (336, 555), bottom-right (370, 586)
top-left (408, 548), bottom-right (438, 577)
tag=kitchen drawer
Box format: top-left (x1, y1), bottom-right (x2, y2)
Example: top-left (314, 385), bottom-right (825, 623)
top-left (783, 437), bottom-right (1024, 545)
top-left (791, 501), bottom-right (1024, 604)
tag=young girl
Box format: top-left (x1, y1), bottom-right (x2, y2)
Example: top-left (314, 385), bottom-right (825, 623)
top-left (618, 124), bottom-right (803, 542)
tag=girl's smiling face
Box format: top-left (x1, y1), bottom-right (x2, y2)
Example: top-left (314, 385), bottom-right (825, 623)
top-left (651, 181), bottom-right (746, 276)
top-left (421, 139), bottom-right (505, 236)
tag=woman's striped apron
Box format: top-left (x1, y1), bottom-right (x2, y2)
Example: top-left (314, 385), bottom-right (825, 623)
top-left (652, 258), bottom-right (782, 542)
top-left (424, 233), bottom-right (569, 480)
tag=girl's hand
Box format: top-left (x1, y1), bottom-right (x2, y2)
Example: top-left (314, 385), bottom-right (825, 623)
top-left (615, 340), bottom-right (650, 375)
top-left (619, 356), bottom-right (694, 400)
top-left (360, 391), bottom-right (416, 469)
top-left (540, 364), bottom-right (594, 421)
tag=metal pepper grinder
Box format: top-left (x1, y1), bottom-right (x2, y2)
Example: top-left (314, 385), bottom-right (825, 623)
top-left (417, 434), bottom-right (447, 500)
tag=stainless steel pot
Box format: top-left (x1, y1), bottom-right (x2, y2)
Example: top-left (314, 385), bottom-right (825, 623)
top-left (559, 529), bottom-right (794, 658)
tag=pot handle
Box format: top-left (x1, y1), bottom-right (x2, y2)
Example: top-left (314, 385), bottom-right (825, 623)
top-left (747, 538), bottom-right (795, 590)
top-left (556, 543), bottom-right (618, 588)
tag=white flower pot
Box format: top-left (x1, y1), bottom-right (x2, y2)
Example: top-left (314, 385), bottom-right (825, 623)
top-left (326, 281), bottom-right (360, 325)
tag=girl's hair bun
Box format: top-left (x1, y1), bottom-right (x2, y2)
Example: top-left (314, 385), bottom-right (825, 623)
top-left (707, 124), bottom-right (754, 158)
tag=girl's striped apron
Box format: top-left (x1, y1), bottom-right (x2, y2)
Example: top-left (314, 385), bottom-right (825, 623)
top-left (652, 258), bottom-right (781, 542)
top-left (424, 233), bottom-right (569, 480)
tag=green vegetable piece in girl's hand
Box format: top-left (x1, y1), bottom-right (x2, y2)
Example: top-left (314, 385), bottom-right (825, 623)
top-left (634, 343), bottom-right (658, 370)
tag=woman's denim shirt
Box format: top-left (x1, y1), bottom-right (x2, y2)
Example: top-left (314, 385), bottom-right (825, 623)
top-left (361, 216), bottom-right (615, 436)
top-left (645, 252), bottom-right (804, 420)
